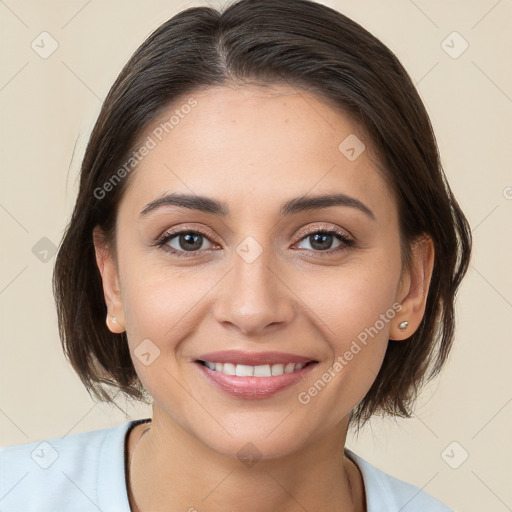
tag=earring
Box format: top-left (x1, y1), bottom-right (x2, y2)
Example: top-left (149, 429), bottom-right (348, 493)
top-left (106, 315), bottom-right (117, 327)
top-left (398, 321), bottom-right (408, 330)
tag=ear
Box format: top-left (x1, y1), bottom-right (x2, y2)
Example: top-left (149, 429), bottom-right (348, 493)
top-left (389, 234), bottom-right (435, 341)
top-left (93, 226), bottom-right (126, 333)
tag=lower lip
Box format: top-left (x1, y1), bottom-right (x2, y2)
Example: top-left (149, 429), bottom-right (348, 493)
top-left (195, 361), bottom-right (317, 399)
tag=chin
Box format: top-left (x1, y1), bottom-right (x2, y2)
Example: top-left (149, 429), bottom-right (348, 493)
top-left (204, 430), bottom-right (308, 463)
top-left (158, 405), bottom-right (311, 462)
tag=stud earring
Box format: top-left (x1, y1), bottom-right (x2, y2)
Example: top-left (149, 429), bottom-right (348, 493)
top-left (111, 317), bottom-right (117, 324)
top-left (398, 321), bottom-right (408, 330)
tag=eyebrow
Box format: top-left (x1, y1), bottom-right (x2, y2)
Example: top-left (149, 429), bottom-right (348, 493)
top-left (139, 192), bottom-right (376, 220)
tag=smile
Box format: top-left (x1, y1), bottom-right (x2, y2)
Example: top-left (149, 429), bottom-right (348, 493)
top-left (198, 361), bottom-right (311, 377)
top-left (194, 351), bottom-right (318, 399)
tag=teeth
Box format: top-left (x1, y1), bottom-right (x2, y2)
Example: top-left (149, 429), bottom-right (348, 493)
top-left (254, 364), bottom-right (271, 377)
top-left (202, 361), bottom-right (308, 376)
top-left (271, 364), bottom-right (284, 376)
top-left (223, 362), bottom-right (236, 375)
top-left (284, 363), bottom-right (295, 373)
top-left (235, 364), bottom-right (254, 377)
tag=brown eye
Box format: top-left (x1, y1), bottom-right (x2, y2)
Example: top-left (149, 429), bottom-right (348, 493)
top-left (156, 229), bottom-right (216, 258)
top-left (295, 228), bottom-right (355, 254)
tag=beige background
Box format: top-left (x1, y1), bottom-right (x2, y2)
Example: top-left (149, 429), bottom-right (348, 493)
top-left (1, 0), bottom-right (511, 510)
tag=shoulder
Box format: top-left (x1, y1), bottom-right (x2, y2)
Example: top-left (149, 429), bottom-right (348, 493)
top-left (0, 420), bottom-right (139, 512)
top-left (346, 449), bottom-right (454, 512)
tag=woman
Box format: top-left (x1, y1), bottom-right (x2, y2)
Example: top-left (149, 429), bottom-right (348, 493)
top-left (0, 0), bottom-right (471, 510)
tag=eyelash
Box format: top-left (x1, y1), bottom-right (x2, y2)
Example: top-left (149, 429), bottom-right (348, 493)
top-left (153, 225), bottom-right (355, 259)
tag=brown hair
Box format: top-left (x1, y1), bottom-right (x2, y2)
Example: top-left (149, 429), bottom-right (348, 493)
top-left (52, 0), bottom-right (472, 431)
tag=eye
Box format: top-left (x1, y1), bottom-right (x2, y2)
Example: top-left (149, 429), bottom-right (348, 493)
top-left (294, 227), bottom-right (355, 255)
top-left (154, 225), bottom-right (355, 258)
top-left (155, 229), bottom-right (217, 258)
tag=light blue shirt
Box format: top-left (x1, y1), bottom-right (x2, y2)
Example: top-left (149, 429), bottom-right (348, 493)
top-left (0, 419), bottom-right (453, 511)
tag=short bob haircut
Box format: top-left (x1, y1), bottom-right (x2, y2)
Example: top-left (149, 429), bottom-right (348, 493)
top-left (53, 0), bottom-right (472, 431)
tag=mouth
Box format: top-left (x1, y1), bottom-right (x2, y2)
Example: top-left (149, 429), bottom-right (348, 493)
top-left (193, 350), bottom-right (318, 399)
top-left (196, 360), bottom-right (315, 377)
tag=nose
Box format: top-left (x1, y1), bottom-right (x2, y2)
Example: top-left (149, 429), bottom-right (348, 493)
top-left (213, 245), bottom-right (295, 337)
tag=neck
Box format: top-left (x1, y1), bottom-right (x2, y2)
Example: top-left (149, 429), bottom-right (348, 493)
top-left (127, 407), bottom-right (365, 512)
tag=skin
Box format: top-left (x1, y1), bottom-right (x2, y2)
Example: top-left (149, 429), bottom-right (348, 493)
top-left (94, 83), bottom-right (434, 512)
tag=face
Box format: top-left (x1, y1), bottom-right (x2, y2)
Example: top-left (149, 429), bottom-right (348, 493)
top-left (96, 84), bottom-right (423, 460)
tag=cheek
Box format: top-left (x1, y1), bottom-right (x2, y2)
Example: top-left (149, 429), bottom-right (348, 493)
top-left (306, 254), bottom-right (401, 347)
top-left (119, 270), bottom-right (204, 406)
top-left (118, 252), bottom-right (227, 383)
top-left (121, 270), bottom-right (207, 348)
top-left (297, 250), bottom-right (401, 402)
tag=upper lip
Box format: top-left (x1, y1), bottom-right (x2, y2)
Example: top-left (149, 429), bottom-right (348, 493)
top-left (196, 350), bottom-right (317, 366)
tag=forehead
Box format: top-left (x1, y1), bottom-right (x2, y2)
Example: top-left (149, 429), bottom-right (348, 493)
top-left (119, 84), bottom-right (396, 222)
